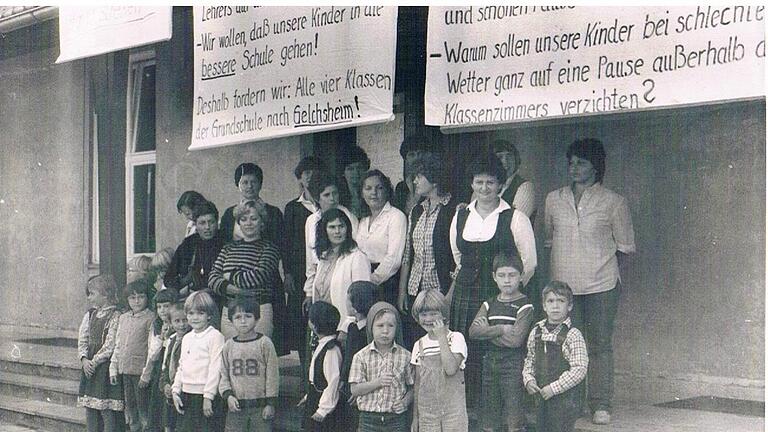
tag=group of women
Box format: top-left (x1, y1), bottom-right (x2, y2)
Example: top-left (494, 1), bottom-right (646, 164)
top-left (163, 136), bottom-right (538, 404)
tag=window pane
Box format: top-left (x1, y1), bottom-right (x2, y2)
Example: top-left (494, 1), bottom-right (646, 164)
top-left (133, 164), bottom-right (156, 253)
top-left (135, 64), bottom-right (156, 152)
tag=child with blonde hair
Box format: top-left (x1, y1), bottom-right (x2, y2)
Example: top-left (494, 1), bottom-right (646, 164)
top-left (152, 248), bottom-right (175, 291)
top-left (410, 289), bottom-right (468, 432)
top-left (172, 290), bottom-right (226, 432)
top-left (77, 274), bottom-right (124, 432)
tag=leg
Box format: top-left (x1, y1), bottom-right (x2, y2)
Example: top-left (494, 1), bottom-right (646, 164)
top-left (123, 375), bottom-right (140, 432)
top-left (101, 409), bottom-right (121, 432)
top-left (582, 283), bottom-right (620, 414)
top-left (480, 354), bottom-right (501, 432)
top-left (86, 407), bottom-right (102, 432)
top-left (137, 384), bottom-right (150, 431)
top-left (502, 354), bottom-right (525, 432)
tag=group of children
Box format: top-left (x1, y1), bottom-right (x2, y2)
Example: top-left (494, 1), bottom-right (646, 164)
top-left (77, 249), bottom-right (587, 432)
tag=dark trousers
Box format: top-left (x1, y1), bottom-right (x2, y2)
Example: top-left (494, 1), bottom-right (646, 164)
top-left (536, 393), bottom-right (578, 432)
top-left (481, 350), bottom-right (525, 431)
top-left (570, 281), bottom-right (620, 413)
top-left (176, 392), bottom-right (225, 432)
top-left (123, 374), bottom-right (149, 432)
top-left (86, 407), bottom-right (123, 432)
top-left (357, 411), bottom-right (408, 432)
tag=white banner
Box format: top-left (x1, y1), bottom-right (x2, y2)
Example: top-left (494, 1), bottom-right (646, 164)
top-left (190, 6), bottom-right (397, 150)
top-left (425, 6), bottom-right (765, 127)
top-left (57, 7), bottom-right (172, 63)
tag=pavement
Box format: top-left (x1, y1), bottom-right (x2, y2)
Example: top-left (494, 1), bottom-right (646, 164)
top-left (0, 421), bottom-right (42, 432)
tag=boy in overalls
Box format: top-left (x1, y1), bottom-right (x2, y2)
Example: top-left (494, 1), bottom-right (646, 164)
top-left (522, 281), bottom-right (588, 432)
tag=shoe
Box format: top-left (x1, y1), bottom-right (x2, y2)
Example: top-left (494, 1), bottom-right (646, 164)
top-left (592, 410), bottom-right (611, 425)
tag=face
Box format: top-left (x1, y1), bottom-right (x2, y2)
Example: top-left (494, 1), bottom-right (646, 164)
top-left (326, 218), bottom-right (348, 246)
top-left (471, 174), bottom-right (502, 202)
top-left (299, 169), bottom-right (315, 191)
top-left (195, 213), bottom-right (218, 240)
top-left (492, 266), bottom-right (522, 296)
top-left (542, 293), bottom-right (572, 324)
top-left (170, 309), bottom-right (190, 334)
top-left (238, 208), bottom-right (263, 240)
top-left (568, 155), bottom-right (597, 185)
top-left (317, 185), bottom-right (339, 211)
top-left (417, 309), bottom-right (443, 333)
top-left (127, 292), bottom-right (148, 313)
top-left (87, 288), bottom-right (109, 309)
top-left (344, 161), bottom-right (367, 187)
top-left (495, 151), bottom-right (517, 175)
top-left (372, 312), bottom-right (397, 347)
top-left (180, 205), bottom-right (194, 222)
top-left (231, 309), bottom-right (258, 337)
top-left (413, 173), bottom-right (436, 197)
top-left (238, 173), bottom-right (261, 200)
top-left (187, 309), bottom-right (211, 332)
top-left (362, 176), bottom-right (387, 211)
top-left (156, 301), bottom-right (172, 322)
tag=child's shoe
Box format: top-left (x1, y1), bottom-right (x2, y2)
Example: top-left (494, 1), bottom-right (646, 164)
top-left (592, 410), bottom-right (611, 425)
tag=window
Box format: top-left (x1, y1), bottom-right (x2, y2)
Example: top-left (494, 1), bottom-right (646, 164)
top-left (126, 50), bottom-right (157, 258)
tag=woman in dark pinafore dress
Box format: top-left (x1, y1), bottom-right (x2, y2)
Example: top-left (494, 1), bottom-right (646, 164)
top-left (448, 153), bottom-right (537, 410)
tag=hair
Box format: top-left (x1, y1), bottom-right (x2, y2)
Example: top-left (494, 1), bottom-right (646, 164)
top-left (348, 281), bottom-right (379, 317)
top-left (309, 301), bottom-right (340, 336)
top-left (492, 251), bottom-right (524, 274)
top-left (86, 274), bottom-right (119, 306)
top-left (307, 170), bottom-right (338, 203)
top-left (227, 296), bottom-right (260, 321)
top-left (151, 247), bottom-right (175, 276)
top-left (399, 131), bottom-right (437, 160)
top-left (184, 290), bottom-right (219, 324)
top-left (169, 301), bottom-right (186, 316)
top-left (192, 200), bottom-right (219, 222)
top-left (541, 281), bottom-right (574, 306)
top-left (127, 255), bottom-right (153, 283)
top-left (154, 288), bottom-right (178, 305)
top-left (233, 200), bottom-right (268, 230)
top-left (566, 138), bottom-right (606, 183)
top-left (315, 208), bottom-right (357, 258)
top-left (358, 170), bottom-right (394, 218)
top-left (413, 152), bottom-right (451, 195)
top-left (340, 145), bottom-right (371, 171)
top-left (176, 190), bottom-right (206, 213)
top-left (294, 156), bottom-right (326, 179)
top-left (123, 278), bottom-right (152, 299)
top-left (491, 139), bottom-right (521, 170)
top-left (411, 289), bottom-right (449, 322)
top-left (466, 152), bottom-right (507, 185)
top-left (234, 162), bottom-right (263, 186)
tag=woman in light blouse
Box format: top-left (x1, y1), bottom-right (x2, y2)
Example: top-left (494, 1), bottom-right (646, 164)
top-left (354, 170), bottom-right (407, 306)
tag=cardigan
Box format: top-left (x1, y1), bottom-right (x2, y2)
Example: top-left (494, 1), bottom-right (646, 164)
top-left (306, 248), bottom-right (370, 322)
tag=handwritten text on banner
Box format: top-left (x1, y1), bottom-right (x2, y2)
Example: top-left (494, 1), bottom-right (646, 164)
top-left (191, 6), bottom-right (397, 150)
top-left (425, 6), bottom-right (765, 127)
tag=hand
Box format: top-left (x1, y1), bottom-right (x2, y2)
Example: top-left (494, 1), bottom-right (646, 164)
top-left (227, 395), bottom-right (240, 412)
top-left (378, 370), bottom-right (395, 387)
top-left (284, 274), bottom-right (297, 295)
top-left (163, 384), bottom-right (172, 399)
top-left (525, 380), bottom-right (541, 395)
top-left (296, 394), bottom-right (307, 408)
top-left (203, 398), bottom-right (213, 417)
top-left (455, 202), bottom-right (468, 212)
top-left (311, 411), bottom-right (325, 422)
top-left (392, 397), bottom-right (407, 413)
top-left (431, 317), bottom-right (448, 339)
top-left (109, 375), bottom-right (118, 386)
top-left (302, 297), bottom-right (313, 316)
top-left (397, 293), bottom-right (408, 314)
top-left (262, 405), bottom-right (275, 420)
top-left (472, 316), bottom-right (489, 329)
top-left (139, 378), bottom-right (150, 389)
top-left (226, 284), bottom-right (242, 296)
top-left (540, 384), bottom-right (555, 400)
top-left (81, 358), bottom-right (95, 378)
top-left (179, 287), bottom-right (189, 297)
top-left (173, 393), bottom-right (184, 414)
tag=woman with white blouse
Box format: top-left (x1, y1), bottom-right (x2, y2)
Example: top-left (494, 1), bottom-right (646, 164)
top-left (354, 170), bottom-right (407, 305)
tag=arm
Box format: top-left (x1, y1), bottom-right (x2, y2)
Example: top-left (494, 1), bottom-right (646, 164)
top-left (218, 343), bottom-right (234, 401)
top-left (521, 327), bottom-right (538, 389)
top-left (543, 194), bottom-right (554, 249)
top-left (304, 216), bottom-right (318, 296)
top-left (468, 303), bottom-right (504, 340)
top-left (513, 181), bottom-right (536, 219)
top-left (350, 250), bottom-right (372, 282)
top-left (203, 332), bottom-right (226, 401)
top-left (171, 337), bottom-right (184, 396)
top-left (207, 246), bottom-right (230, 297)
top-left (370, 210), bottom-right (407, 285)
top-left (349, 353), bottom-right (380, 397)
top-left (437, 330), bottom-right (463, 377)
top-left (449, 211), bottom-right (461, 271)
top-left (612, 196), bottom-right (636, 281)
top-left (140, 324), bottom-right (163, 383)
top-left (511, 210), bottom-right (537, 286)
top-left (77, 311), bottom-right (90, 360)
top-left (495, 305), bottom-right (535, 348)
top-left (264, 338), bottom-right (280, 404)
top-left (315, 346), bottom-right (342, 418)
top-left (164, 242), bottom-right (189, 291)
top-left (232, 245), bottom-right (280, 304)
top-left (109, 315), bottom-right (123, 377)
top-left (546, 329), bottom-right (589, 396)
top-left (397, 213), bottom-right (414, 312)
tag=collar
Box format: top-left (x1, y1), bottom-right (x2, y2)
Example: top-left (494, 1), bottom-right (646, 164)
top-left (190, 325), bottom-right (214, 338)
top-left (467, 198), bottom-right (510, 215)
top-left (297, 192), bottom-right (318, 208)
top-left (233, 333), bottom-right (263, 343)
top-left (354, 317), bottom-right (367, 330)
top-left (537, 316), bottom-right (572, 329)
top-left (316, 334), bottom-right (337, 348)
top-left (368, 341), bottom-right (400, 354)
top-left (421, 193), bottom-right (452, 210)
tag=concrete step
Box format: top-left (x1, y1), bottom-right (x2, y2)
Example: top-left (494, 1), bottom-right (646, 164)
top-left (0, 358), bottom-right (81, 381)
top-left (0, 371), bottom-right (79, 406)
top-left (0, 394), bottom-right (84, 432)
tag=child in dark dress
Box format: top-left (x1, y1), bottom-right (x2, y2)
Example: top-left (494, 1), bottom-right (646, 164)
top-left (303, 301), bottom-right (343, 432)
top-left (77, 274), bottom-right (125, 432)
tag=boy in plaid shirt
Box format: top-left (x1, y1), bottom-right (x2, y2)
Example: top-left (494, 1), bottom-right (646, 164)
top-left (349, 302), bottom-right (413, 432)
top-left (523, 281), bottom-right (588, 432)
